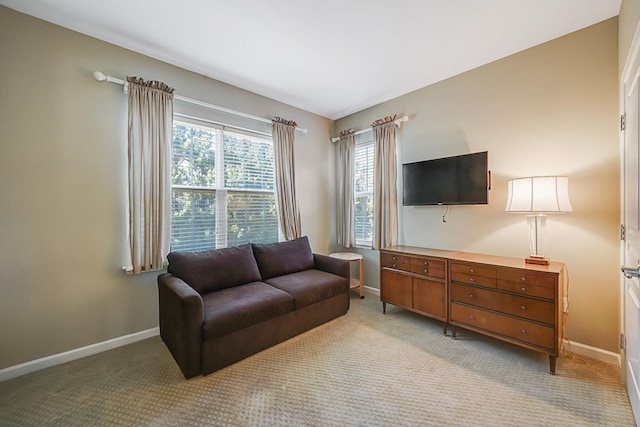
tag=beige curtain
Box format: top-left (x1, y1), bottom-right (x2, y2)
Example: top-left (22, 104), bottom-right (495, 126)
top-left (126, 77), bottom-right (174, 274)
top-left (272, 117), bottom-right (302, 240)
top-left (373, 115), bottom-right (399, 250)
top-left (337, 129), bottom-right (356, 247)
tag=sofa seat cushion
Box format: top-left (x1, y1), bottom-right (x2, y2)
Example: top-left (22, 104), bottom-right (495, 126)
top-left (167, 244), bottom-right (261, 295)
top-left (202, 282), bottom-right (295, 340)
top-left (265, 269), bottom-right (348, 309)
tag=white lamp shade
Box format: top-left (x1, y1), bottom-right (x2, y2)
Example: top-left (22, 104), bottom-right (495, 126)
top-left (504, 176), bottom-right (572, 213)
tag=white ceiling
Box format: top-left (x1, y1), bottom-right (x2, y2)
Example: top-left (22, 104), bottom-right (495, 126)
top-left (1, 0), bottom-right (621, 120)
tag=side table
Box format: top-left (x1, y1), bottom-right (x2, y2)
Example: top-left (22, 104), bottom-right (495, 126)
top-left (329, 252), bottom-right (365, 298)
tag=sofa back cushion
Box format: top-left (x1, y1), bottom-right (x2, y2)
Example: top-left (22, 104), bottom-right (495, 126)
top-left (167, 243), bottom-right (262, 294)
top-left (252, 236), bottom-right (314, 280)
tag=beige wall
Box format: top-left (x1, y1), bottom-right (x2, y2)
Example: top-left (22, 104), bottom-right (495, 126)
top-left (0, 6), bottom-right (334, 370)
top-left (334, 19), bottom-right (620, 353)
top-left (620, 0), bottom-right (640, 69)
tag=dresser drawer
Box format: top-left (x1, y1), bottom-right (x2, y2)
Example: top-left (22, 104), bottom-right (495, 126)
top-left (497, 268), bottom-right (556, 300)
top-left (382, 252), bottom-right (446, 279)
top-left (451, 303), bottom-right (555, 350)
top-left (381, 253), bottom-right (411, 271)
top-left (451, 262), bottom-right (497, 279)
top-left (450, 284), bottom-right (555, 324)
top-left (450, 262), bottom-right (497, 288)
top-left (409, 257), bottom-right (446, 278)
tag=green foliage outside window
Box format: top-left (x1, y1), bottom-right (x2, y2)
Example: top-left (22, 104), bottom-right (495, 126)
top-left (171, 122), bottom-right (277, 252)
top-left (172, 123), bottom-right (216, 187)
top-left (355, 141), bottom-right (374, 245)
top-left (224, 132), bottom-right (277, 246)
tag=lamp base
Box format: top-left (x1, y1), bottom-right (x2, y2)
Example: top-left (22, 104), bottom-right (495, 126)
top-left (526, 255), bottom-right (550, 266)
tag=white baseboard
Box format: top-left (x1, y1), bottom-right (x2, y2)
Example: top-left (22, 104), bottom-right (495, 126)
top-left (363, 285), bottom-right (380, 295)
top-left (0, 327), bottom-right (159, 382)
top-left (563, 339), bottom-right (621, 366)
top-left (363, 287), bottom-right (620, 366)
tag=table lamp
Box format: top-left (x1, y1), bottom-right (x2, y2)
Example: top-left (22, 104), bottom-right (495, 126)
top-left (504, 176), bottom-right (572, 265)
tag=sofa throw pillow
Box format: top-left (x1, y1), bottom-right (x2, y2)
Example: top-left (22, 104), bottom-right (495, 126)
top-left (167, 243), bottom-right (262, 294)
top-left (252, 236), bottom-right (315, 280)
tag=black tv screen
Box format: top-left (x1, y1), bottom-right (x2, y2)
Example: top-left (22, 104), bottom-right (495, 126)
top-left (402, 151), bottom-right (489, 206)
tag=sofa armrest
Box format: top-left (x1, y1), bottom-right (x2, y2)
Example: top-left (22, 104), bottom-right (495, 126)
top-left (158, 273), bottom-right (204, 378)
top-left (313, 253), bottom-right (350, 280)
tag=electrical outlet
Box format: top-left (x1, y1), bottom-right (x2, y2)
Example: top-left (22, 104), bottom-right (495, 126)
top-left (563, 297), bottom-right (569, 313)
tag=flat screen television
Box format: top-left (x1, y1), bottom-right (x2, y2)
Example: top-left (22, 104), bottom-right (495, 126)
top-left (402, 151), bottom-right (490, 206)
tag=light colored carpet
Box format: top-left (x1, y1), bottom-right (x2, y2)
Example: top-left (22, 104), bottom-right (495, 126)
top-left (0, 292), bottom-right (635, 426)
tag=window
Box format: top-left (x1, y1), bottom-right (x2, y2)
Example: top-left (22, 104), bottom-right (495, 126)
top-left (171, 121), bottom-right (278, 252)
top-left (354, 134), bottom-right (374, 246)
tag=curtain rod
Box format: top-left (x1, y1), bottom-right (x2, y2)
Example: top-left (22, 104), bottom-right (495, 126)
top-left (331, 116), bottom-right (409, 142)
top-left (93, 71), bottom-right (307, 134)
top-left (174, 112), bottom-right (272, 137)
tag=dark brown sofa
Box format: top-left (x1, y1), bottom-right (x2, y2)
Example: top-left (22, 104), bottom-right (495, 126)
top-left (157, 236), bottom-right (350, 378)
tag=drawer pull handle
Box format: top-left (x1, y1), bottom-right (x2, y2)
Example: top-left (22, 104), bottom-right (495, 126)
top-left (521, 286), bottom-right (526, 292)
top-left (424, 261), bottom-right (429, 266)
top-left (520, 305), bottom-right (526, 310)
top-left (469, 315), bottom-right (475, 320)
top-left (469, 293), bottom-right (475, 299)
top-left (520, 329), bottom-right (526, 334)
top-left (392, 256), bottom-right (397, 261)
top-left (469, 268), bottom-right (474, 273)
top-left (469, 277), bottom-right (475, 282)
top-left (423, 269), bottom-right (428, 273)
top-left (392, 263), bottom-right (397, 268)
top-left (520, 276), bottom-right (526, 282)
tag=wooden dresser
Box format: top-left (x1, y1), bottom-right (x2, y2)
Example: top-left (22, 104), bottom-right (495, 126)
top-left (379, 246), bottom-right (565, 374)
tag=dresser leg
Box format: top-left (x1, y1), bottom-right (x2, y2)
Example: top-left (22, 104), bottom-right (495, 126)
top-left (382, 301), bottom-right (387, 314)
top-left (549, 356), bottom-right (556, 375)
top-left (443, 323), bottom-right (448, 336)
top-left (452, 325), bottom-right (457, 340)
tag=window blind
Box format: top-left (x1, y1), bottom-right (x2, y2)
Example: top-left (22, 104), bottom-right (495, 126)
top-left (171, 121), bottom-right (277, 252)
top-left (354, 135), bottom-right (374, 246)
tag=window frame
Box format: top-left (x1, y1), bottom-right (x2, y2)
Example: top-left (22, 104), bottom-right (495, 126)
top-left (170, 119), bottom-right (278, 252)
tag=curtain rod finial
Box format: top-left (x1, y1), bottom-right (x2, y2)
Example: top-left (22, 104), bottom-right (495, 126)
top-left (93, 71), bottom-right (106, 81)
